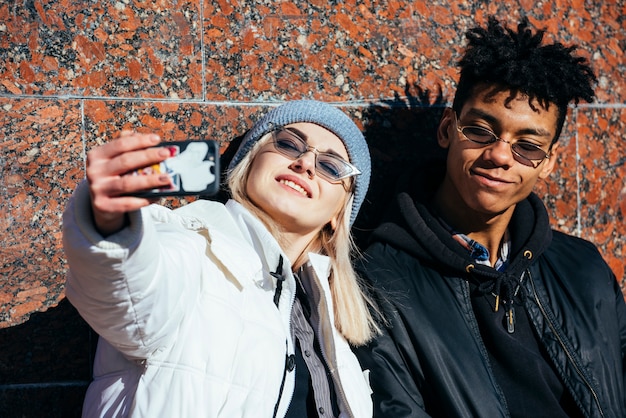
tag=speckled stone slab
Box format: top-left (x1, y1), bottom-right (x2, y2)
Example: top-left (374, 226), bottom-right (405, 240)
top-left (0, 1), bottom-right (624, 415)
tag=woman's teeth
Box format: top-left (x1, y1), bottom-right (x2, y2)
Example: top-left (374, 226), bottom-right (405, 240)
top-left (280, 179), bottom-right (308, 196)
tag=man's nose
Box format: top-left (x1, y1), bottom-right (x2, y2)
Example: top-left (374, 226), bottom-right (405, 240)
top-left (484, 137), bottom-right (516, 166)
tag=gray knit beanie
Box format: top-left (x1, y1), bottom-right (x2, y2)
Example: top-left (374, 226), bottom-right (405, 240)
top-left (228, 100), bottom-right (370, 226)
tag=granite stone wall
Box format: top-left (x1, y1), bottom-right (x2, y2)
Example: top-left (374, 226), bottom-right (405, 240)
top-left (1, 1), bottom-right (624, 416)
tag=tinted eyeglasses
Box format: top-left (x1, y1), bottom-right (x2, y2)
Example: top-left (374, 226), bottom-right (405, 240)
top-left (453, 112), bottom-right (551, 168)
top-left (270, 127), bottom-right (361, 183)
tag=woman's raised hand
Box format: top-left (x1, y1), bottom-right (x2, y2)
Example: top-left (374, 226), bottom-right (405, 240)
top-left (86, 131), bottom-right (173, 236)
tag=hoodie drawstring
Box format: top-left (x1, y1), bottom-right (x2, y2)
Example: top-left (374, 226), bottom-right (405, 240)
top-left (473, 270), bottom-right (526, 334)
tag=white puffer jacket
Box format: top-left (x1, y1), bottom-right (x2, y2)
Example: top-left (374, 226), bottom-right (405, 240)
top-left (63, 181), bottom-right (372, 418)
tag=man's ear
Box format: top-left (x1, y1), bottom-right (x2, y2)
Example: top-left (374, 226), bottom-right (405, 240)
top-left (437, 108), bottom-right (455, 149)
top-left (539, 142), bottom-right (559, 180)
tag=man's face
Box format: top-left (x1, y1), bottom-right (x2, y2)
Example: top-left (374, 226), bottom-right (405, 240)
top-left (437, 88), bottom-right (560, 221)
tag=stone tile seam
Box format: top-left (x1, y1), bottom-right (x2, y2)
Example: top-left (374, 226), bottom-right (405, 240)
top-left (573, 106), bottom-right (583, 237)
top-left (80, 100), bottom-right (87, 173)
top-left (0, 93), bottom-right (393, 108)
top-left (0, 93), bottom-right (623, 110)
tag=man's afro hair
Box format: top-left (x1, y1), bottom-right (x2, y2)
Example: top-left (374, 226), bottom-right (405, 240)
top-left (453, 16), bottom-right (596, 112)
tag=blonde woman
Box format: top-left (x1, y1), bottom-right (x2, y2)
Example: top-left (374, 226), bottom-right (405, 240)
top-left (63, 100), bottom-right (378, 417)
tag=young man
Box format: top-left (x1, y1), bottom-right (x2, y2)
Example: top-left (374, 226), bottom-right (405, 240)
top-left (356, 17), bottom-right (626, 417)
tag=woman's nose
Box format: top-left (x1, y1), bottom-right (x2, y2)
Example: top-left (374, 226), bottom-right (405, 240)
top-left (290, 150), bottom-right (317, 178)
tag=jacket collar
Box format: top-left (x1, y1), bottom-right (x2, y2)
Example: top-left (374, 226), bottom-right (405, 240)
top-left (371, 190), bottom-right (552, 285)
top-left (224, 200), bottom-right (332, 291)
top-left (172, 199), bottom-right (332, 292)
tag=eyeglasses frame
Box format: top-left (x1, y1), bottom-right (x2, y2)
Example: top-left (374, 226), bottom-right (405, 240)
top-left (268, 125), bottom-right (361, 188)
top-left (452, 112), bottom-right (551, 168)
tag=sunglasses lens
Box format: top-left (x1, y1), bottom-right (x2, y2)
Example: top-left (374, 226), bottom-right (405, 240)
top-left (317, 155), bottom-right (353, 180)
top-left (272, 128), bottom-right (360, 182)
top-left (512, 143), bottom-right (548, 161)
top-left (461, 126), bottom-right (497, 144)
top-left (273, 131), bottom-right (305, 158)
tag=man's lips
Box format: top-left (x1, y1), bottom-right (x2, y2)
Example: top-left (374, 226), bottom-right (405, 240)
top-left (471, 169), bottom-right (513, 185)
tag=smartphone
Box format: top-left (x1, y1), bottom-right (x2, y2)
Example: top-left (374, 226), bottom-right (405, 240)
top-left (130, 140), bottom-right (220, 197)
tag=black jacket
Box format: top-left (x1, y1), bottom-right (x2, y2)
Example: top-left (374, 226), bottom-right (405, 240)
top-left (356, 191), bottom-right (626, 418)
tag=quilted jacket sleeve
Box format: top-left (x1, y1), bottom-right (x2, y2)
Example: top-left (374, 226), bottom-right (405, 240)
top-left (63, 180), bottom-right (209, 359)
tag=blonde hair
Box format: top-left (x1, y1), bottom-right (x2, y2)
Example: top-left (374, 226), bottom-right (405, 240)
top-left (227, 133), bottom-right (381, 345)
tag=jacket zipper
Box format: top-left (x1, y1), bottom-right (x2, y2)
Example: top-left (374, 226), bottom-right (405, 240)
top-left (272, 340), bottom-right (293, 418)
top-left (271, 255), bottom-right (296, 418)
top-left (528, 272), bottom-right (605, 418)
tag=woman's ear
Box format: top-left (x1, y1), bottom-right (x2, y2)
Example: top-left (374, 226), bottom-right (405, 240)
top-left (327, 191), bottom-right (351, 233)
top-left (437, 108), bottom-right (455, 149)
top-left (329, 217), bottom-right (338, 231)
